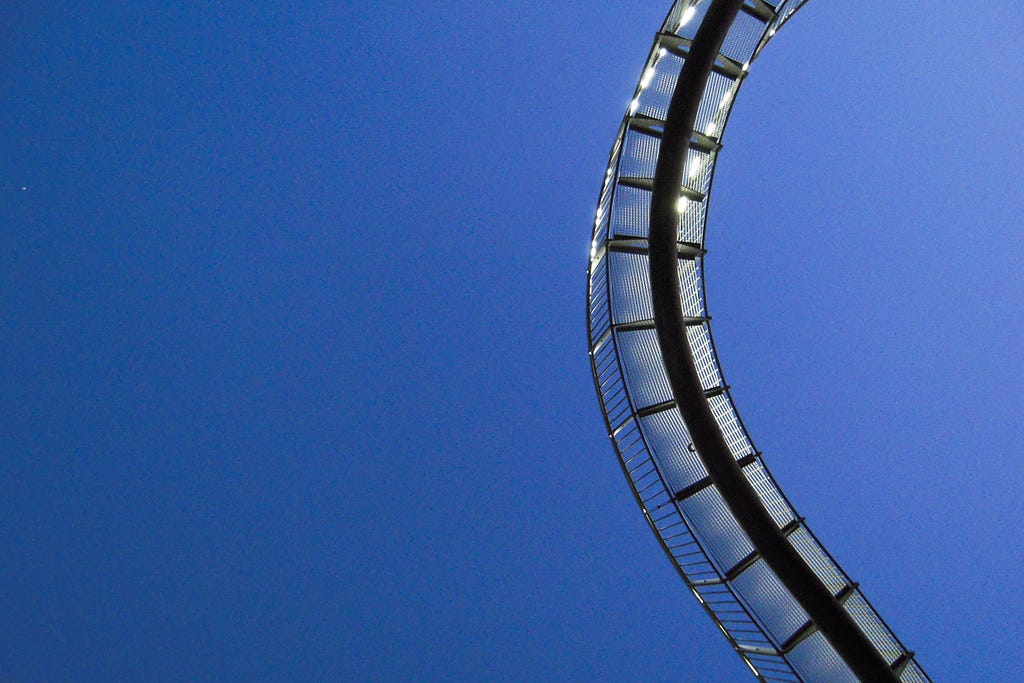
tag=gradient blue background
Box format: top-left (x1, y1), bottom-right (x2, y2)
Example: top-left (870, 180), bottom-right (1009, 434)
top-left (2, 2), bottom-right (1022, 680)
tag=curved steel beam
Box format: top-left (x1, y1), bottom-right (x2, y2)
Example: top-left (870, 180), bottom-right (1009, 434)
top-left (648, 2), bottom-right (900, 681)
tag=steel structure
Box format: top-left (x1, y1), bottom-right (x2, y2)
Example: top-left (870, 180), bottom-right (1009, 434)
top-left (585, 2), bottom-right (930, 681)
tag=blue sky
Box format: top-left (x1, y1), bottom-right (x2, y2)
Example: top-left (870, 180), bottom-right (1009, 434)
top-left (2, 2), bottom-right (1022, 681)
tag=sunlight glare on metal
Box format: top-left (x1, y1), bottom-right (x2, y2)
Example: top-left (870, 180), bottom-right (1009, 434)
top-left (679, 5), bottom-right (697, 29)
top-left (640, 67), bottom-right (655, 89)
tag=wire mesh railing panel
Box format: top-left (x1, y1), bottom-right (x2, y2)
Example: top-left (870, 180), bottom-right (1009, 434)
top-left (686, 323), bottom-right (724, 391)
top-left (678, 485), bottom-right (755, 571)
top-left (696, 71), bottom-right (738, 138)
top-left (787, 631), bottom-right (858, 683)
top-left (636, 52), bottom-right (686, 121)
top-left (900, 661), bottom-right (930, 683)
top-left (610, 184), bottom-right (651, 240)
top-left (730, 558), bottom-right (810, 644)
top-left (663, 1), bottom-right (713, 40)
top-left (678, 196), bottom-right (708, 244)
top-left (639, 408), bottom-right (708, 492)
top-left (677, 257), bottom-right (706, 317)
top-left (707, 392), bottom-right (754, 459)
top-left (742, 459), bottom-right (797, 528)
top-left (608, 251), bottom-right (654, 324)
top-left (620, 128), bottom-right (662, 180)
top-left (843, 590), bottom-right (905, 666)
top-left (617, 328), bottom-right (675, 409)
top-left (722, 7), bottom-right (767, 62)
top-left (684, 147), bottom-right (716, 196)
top-left (787, 527), bottom-right (847, 596)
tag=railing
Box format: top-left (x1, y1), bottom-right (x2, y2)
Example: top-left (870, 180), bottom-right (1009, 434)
top-left (586, 2), bottom-right (930, 680)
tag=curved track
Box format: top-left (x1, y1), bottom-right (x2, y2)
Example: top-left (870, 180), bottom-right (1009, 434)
top-left (586, 2), bottom-right (930, 680)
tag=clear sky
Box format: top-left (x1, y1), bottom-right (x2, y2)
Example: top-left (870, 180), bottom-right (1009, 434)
top-left (2, 2), bottom-right (1022, 681)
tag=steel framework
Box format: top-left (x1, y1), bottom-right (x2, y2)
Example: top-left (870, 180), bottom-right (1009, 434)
top-left (585, 2), bottom-right (931, 680)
